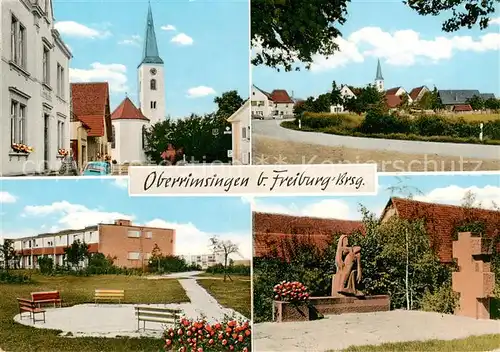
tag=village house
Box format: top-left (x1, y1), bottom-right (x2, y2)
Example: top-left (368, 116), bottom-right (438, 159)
top-left (70, 82), bottom-right (113, 161)
top-left (10, 219), bottom-right (175, 269)
top-left (70, 110), bottom-right (90, 172)
top-left (227, 99), bottom-right (251, 165)
top-left (251, 85), bottom-right (294, 119)
top-left (254, 197), bottom-right (500, 263)
top-left (438, 90), bottom-right (497, 111)
top-left (330, 84), bottom-right (357, 113)
top-left (409, 86), bottom-right (430, 104)
top-left (1, 0), bottom-right (72, 176)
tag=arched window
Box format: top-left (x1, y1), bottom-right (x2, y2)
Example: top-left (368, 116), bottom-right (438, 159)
top-left (111, 125), bottom-right (115, 149)
top-left (142, 125), bottom-right (147, 149)
top-left (150, 79), bottom-right (157, 90)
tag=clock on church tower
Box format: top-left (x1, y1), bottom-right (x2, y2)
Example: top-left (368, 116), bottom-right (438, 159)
top-left (150, 68), bottom-right (157, 75)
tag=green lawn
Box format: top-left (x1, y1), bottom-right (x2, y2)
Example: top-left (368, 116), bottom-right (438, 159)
top-left (196, 276), bottom-right (251, 319)
top-left (0, 273), bottom-right (188, 351)
top-left (340, 334), bottom-right (500, 351)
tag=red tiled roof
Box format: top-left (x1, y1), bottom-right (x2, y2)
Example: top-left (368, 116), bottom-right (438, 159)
top-left (270, 89), bottom-right (294, 104)
top-left (387, 197), bottom-right (500, 263)
top-left (253, 212), bottom-right (365, 258)
top-left (385, 94), bottom-right (402, 108)
top-left (111, 97), bottom-right (149, 121)
top-left (452, 104), bottom-right (473, 112)
top-left (71, 82), bottom-right (111, 137)
top-left (386, 87), bottom-right (401, 95)
top-left (409, 86), bottom-right (425, 101)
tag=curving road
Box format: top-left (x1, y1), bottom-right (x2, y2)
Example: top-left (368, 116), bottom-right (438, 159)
top-left (252, 119), bottom-right (500, 160)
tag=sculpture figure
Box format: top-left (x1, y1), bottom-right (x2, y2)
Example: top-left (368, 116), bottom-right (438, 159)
top-left (333, 235), bottom-right (364, 297)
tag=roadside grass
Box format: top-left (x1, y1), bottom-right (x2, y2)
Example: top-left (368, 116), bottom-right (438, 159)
top-left (196, 278), bottom-right (251, 319)
top-left (340, 334), bottom-right (500, 351)
top-left (0, 274), bottom-right (188, 351)
top-left (445, 113), bottom-right (500, 122)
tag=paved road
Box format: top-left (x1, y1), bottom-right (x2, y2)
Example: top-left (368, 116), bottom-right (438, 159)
top-left (252, 119), bottom-right (500, 160)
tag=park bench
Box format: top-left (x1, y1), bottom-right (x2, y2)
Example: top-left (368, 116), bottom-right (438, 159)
top-left (17, 298), bottom-right (46, 324)
top-left (134, 306), bottom-right (182, 331)
top-left (31, 291), bottom-right (62, 308)
top-left (94, 289), bottom-right (125, 304)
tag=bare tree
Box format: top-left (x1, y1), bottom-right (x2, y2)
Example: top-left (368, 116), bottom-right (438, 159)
top-left (210, 236), bottom-right (239, 282)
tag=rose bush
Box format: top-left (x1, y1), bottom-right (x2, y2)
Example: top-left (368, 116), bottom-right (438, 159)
top-left (58, 148), bottom-right (69, 156)
top-left (163, 317), bottom-right (251, 352)
top-left (273, 281), bottom-right (310, 302)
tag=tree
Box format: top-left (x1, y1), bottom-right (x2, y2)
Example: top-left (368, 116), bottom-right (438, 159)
top-left (419, 87), bottom-right (444, 111)
top-left (330, 81), bottom-right (343, 106)
top-left (466, 95), bottom-right (485, 111)
top-left (151, 243), bottom-right (162, 273)
top-left (64, 240), bottom-right (90, 269)
top-left (214, 90), bottom-right (245, 119)
top-left (312, 93), bottom-right (332, 113)
top-left (0, 239), bottom-right (16, 270)
top-left (210, 236), bottom-right (240, 282)
top-left (484, 97), bottom-right (500, 110)
top-left (399, 93), bottom-right (410, 111)
top-left (252, 0), bottom-right (497, 71)
top-left (345, 85), bottom-right (385, 114)
top-left (38, 256), bottom-right (54, 275)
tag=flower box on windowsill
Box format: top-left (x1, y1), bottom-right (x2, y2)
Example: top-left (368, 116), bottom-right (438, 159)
top-left (56, 154), bottom-right (65, 159)
top-left (9, 152), bottom-right (29, 161)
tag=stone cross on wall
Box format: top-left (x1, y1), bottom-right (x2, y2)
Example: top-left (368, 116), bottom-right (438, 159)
top-left (452, 232), bottom-right (495, 319)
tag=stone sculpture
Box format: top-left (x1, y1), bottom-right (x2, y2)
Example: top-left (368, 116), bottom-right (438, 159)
top-left (332, 235), bottom-right (364, 297)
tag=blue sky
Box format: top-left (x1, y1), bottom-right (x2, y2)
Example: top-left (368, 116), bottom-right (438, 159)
top-left (250, 173), bottom-right (500, 220)
top-left (55, 0), bottom-right (249, 117)
top-left (252, 1), bottom-right (500, 99)
top-left (0, 178), bottom-right (252, 258)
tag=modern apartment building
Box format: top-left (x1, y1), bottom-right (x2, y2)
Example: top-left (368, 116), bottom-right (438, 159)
top-left (12, 219), bottom-right (175, 269)
top-left (181, 253), bottom-right (224, 270)
top-left (1, 0), bottom-right (72, 176)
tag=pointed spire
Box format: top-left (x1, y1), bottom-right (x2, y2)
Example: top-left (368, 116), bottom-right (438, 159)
top-left (375, 59), bottom-right (383, 81)
top-left (139, 2), bottom-right (163, 67)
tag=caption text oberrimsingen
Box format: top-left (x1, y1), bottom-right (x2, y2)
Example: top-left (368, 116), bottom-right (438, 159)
top-left (142, 169), bottom-right (366, 192)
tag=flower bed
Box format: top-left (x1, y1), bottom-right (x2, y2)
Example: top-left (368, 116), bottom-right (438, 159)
top-left (163, 317), bottom-right (251, 352)
top-left (11, 143), bottom-right (33, 154)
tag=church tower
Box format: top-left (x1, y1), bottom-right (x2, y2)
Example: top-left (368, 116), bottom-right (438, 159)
top-left (138, 3), bottom-right (165, 125)
top-left (374, 59), bottom-right (384, 92)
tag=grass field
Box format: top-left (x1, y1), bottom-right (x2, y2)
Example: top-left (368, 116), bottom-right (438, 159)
top-left (340, 334), bottom-right (500, 351)
top-left (196, 276), bottom-right (251, 319)
top-left (0, 274), bottom-right (188, 351)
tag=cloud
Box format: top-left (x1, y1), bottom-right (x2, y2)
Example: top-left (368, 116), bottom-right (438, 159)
top-left (186, 86), bottom-right (216, 98)
top-left (54, 21), bottom-right (111, 39)
top-left (490, 17), bottom-right (500, 25)
top-left (69, 62), bottom-right (128, 93)
top-left (118, 35), bottom-right (141, 46)
top-left (171, 33), bottom-right (194, 46)
top-left (259, 26), bottom-right (500, 72)
top-left (249, 197), bottom-right (360, 220)
top-left (23, 201), bottom-right (134, 230)
top-left (0, 192), bottom-right (17, 203)
top-left (414, 185), bottom-right (500, 209)
top-left (145, 219), bottom-right (251, 259)
top-left (112, 177), bottom-right (129, 189)
top-left (161, 24), bottom-right (176, 31)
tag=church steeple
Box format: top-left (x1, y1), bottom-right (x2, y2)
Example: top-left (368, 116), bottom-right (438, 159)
top-left (375, 59), bottom-right (383, 81)
top-left (374, 59), bottom-right (384, 92)
top-left (139, 2), bottom-right (163, 67)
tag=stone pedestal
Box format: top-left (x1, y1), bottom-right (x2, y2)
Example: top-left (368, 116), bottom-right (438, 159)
top-left (273, 295), bottom-right (390, 322)
top-left (273, 301), bottom-right (310, 322)
top-left (452, 232), bottom-right (495, 320)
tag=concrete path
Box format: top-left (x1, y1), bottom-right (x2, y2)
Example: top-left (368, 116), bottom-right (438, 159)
top-left (13, 278), bottom-right (247, 339)
top-left (252, 119), bottom-right (500, 160)
top-left (145, 271), bottom-right (204, 279)
top-left (254, 310), bottom-right (500, 352)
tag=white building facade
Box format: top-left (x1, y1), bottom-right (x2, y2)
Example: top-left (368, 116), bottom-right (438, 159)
top-left (251, 85), bottom-right (272, 118)
top-left (1, 0), bottom-right (71, 176)
top-left (330, 85), bottom-right (357, 113)
top-left (181, 253), bottom-right (225, 270)
top-left (251, 85), bottom-right (294, 119)
top-left (227, 100), bottom-right (250, 165)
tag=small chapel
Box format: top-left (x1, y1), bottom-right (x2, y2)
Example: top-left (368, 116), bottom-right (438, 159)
top-left (110, 3), bottom-right (166, 164)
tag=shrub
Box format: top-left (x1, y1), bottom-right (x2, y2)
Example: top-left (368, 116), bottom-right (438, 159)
top-left (37, 256), bottom-right (54, 275)
top-left (273, 281), bottom-right (309, 302)
top-left (421, 282), bottom-right (459, 314)
top-left (149, 255), bottom-right (190, 274)
top-left (358, 111), bottom-right (411, 134)
top-left (484, 119), bottom-right (500, 140)
top-left (163, 317), bottom-right (251, 352)
top-left (206, 264), bottom-right (250, 276)
top-left (0, 269), bottom-right (32, 284)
